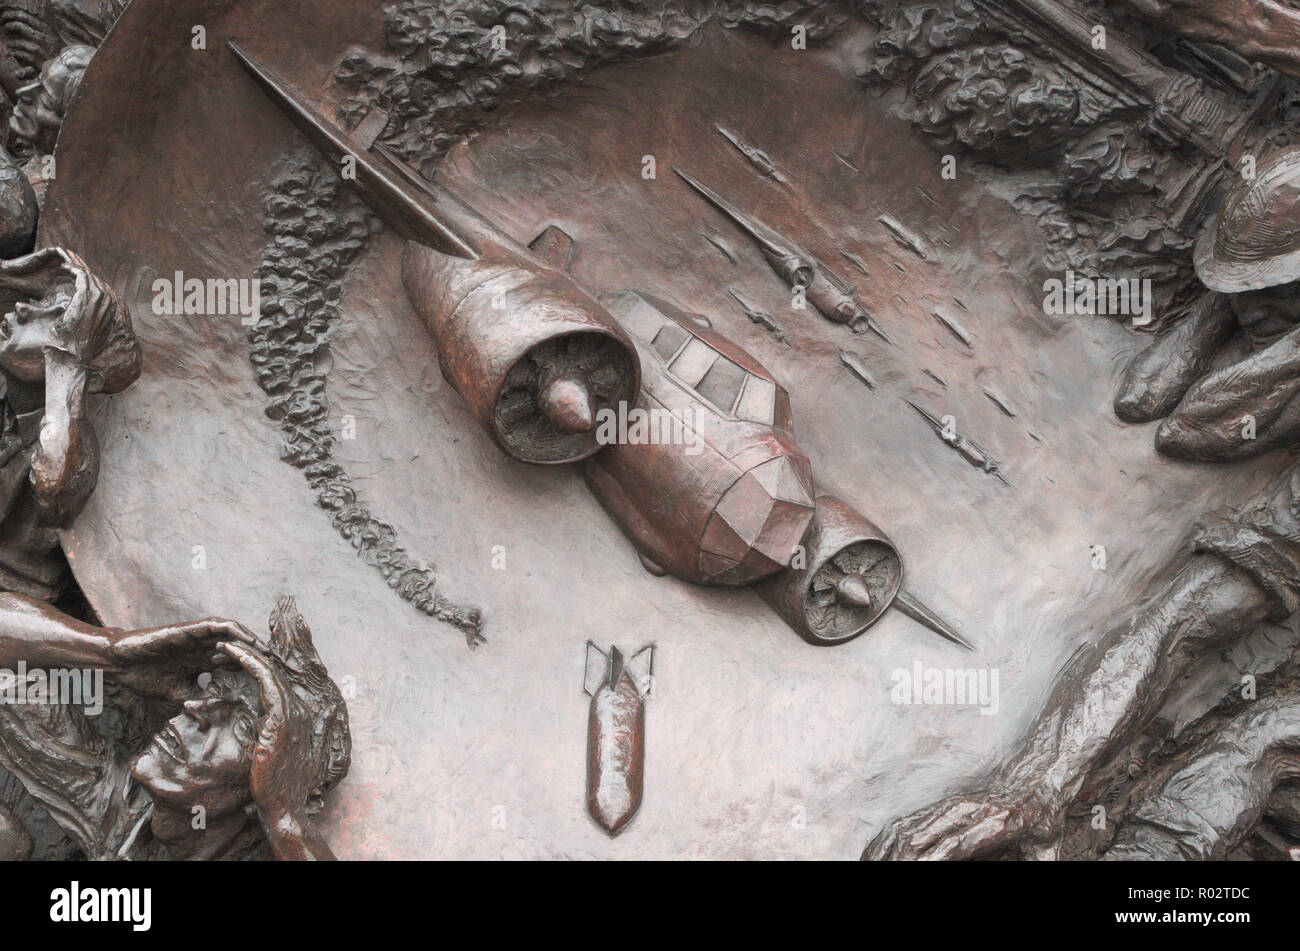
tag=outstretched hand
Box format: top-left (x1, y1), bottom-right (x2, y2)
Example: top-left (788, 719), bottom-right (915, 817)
top-left (110, 617), bottom-right (257, 701)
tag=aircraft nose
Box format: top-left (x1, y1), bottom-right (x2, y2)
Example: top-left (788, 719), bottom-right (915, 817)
top-left (699, 454), bottom-right (815, 583)
top-left (834, 574), bottom-right (873, 608)
top-left (539, 374), bottom-right (596, 433)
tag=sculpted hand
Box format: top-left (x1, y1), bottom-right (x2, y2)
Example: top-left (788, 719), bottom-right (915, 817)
top-left (46, 248), bottom-right (122, 372)
top-left (0, 10), bottom-right (56, 71)
top-left (216, 640), bottom-right (316, 827)
top-left (1154, 325), bottom-right (1300, 461)
top-left (110, 618), bottom-right (257, 701)
top-left (0, 247), bottom-right (124, 371)
top-left (1113, 293), bottom-right (1235, 424)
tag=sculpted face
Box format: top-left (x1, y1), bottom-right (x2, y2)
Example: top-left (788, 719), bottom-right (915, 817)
top-left (8, 79), bottom-right (49, 148)
top-left (131, 696), bottom-right (258, 823)
top-left (8, 51), bottom-right (83, 153)
top-left (0, 284), bottom-right (71, 381)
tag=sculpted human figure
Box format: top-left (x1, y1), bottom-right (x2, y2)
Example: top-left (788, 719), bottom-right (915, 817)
top-left (7, 42), bottom-right (90, 158)
top-left (0, 246), bottom-right (139, 596)
top-left (0, 244), bottom-right (137, 856)
top-left (865, 468), bottom-right (1300, 860)
top-left (0, 593), bottom-right (351, 860)
top-left (1114, 146), bottom-right (1300, 461)
top-left (0, 247), bottom-right (350, 860)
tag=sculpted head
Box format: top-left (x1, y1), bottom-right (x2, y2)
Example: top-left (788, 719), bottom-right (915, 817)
top-left (8, 43), bottom-right (92, 155)
top-left (130, 598), bottom-right (351, 847)
top-left (130, 689), bottom-right (261, 826)
top-left (0, 278), bottom-right (73, 381)
top-left (0, 247), bottom-right (140, 390)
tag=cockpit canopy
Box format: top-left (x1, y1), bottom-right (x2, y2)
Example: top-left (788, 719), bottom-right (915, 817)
top-left (600, 290), bottom-right (791, 428)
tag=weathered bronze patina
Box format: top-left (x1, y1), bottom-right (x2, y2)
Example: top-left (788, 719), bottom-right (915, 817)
top-left (16, 0), bottom-right (1300, 861)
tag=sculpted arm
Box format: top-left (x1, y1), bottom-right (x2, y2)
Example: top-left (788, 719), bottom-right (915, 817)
top-left (866, 554), bottom-right (1274, 859)
top-left (1004, 556), bottom-right (1273, 814)
top-left (30, 347), bottom-right (98, 524)
top-left (0, 591), bottom-right (116, 670)
top-left (0, 592), bottom-right (255, 700)
top-left (217, 638), bottom-right (342, 861)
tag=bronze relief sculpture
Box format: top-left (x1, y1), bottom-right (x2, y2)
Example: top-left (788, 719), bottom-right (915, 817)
top-left (0, 227), bottom-right (351, 861)
top-left (0, 593), bottom-right (348, 860)
top-left (1116, 146), bottom-right (1300, 460)
top-left (583, 641), bottom-right (652, 836)
top-left (2, 0), bottom-right (1300, 866)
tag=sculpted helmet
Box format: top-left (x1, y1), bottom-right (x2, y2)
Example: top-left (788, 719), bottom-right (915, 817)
top-left (1195, 146), bottom-right (1300, 292)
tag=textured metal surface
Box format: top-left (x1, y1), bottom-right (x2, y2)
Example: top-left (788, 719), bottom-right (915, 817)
top-left (42, 0), bottom-right (1295, 858)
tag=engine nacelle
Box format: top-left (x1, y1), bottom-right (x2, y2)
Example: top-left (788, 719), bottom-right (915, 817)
top-left (403, 242), bottom-right (640, 465)
top-left (772, 251), bottom-right (814, 289)
top-left (757, 492), bottom-right (903, 646)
